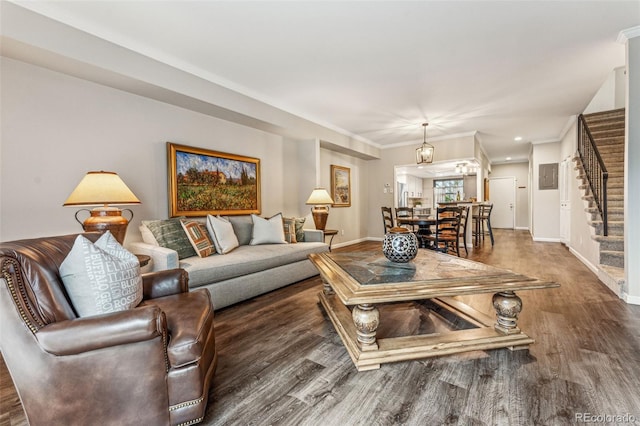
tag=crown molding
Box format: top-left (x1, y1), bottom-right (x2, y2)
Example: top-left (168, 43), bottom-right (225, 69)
top-left (618, 26), bottom-right (640, 43)
top-left (380, 131), bottom-right (478, 150)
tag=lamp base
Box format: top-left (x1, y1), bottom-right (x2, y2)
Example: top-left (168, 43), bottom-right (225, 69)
top-left (311, 206), bottom-right (329, 231)
top-left (76, 207), bottom-right (133, 245)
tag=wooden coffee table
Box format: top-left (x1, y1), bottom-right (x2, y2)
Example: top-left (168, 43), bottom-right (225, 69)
top-left (309, 250), bottom-right (559, 371)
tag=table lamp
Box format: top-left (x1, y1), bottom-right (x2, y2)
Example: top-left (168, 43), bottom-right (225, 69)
top-left (63, 171), bottom-right (141, 244)
top-left (305, 188), bottom-right (334, 231)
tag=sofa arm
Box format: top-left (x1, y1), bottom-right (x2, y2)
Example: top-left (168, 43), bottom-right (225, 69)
top-left (142, 268), bottom-right (189, 299)
top-left (37, 305), bottom-right (166, 356)
top-left (303, 229), bottom-right (324, 243)
top-left (128, 241), bottom-right (179, 271)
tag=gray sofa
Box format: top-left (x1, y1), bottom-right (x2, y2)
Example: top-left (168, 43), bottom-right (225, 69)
top-left (129, 216), bottom-right (328, 309)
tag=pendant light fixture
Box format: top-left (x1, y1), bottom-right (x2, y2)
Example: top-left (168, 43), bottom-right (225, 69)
top-left (416, 123), bottom-right (434, 164)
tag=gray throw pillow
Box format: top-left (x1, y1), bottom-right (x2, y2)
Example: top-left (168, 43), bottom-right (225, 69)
top-left (250, 213), bottom-right (287, 245)
top-left (228, 215), bottom-right (253, 246)
top-left (60, 232), bottom-right (143, 317)
top-left (142, 218), bottom-right (197, 259)
top-left (294, 217), bottom-right (306, 242)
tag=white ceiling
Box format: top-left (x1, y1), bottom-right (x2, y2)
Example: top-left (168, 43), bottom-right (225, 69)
top-left (9, 1), bottom-right (640, 162)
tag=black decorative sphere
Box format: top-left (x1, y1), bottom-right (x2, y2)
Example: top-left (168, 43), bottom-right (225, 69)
top-left (382, 227), bottom-right (418, 263)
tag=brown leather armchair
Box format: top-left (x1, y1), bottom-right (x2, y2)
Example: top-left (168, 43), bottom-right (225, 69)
top-left (0, 233), bottom-right (217, 426)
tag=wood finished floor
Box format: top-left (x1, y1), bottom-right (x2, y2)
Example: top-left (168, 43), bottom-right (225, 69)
top-left (2, 230), bottom-right (640, 426)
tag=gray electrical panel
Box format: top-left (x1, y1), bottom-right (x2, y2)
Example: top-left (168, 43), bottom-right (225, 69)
top-left (539, 163), bottom-right (558, 190)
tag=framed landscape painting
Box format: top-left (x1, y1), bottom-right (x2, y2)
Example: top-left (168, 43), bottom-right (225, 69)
top-left (167, 142), bottom-right (261, 217)
top-left (331, 164), bottom-right (351, 207)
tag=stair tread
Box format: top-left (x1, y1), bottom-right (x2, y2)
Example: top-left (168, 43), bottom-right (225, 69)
top-left (599, 264), bottom-right (625, 276)
top-left (592, 235), bottom-right (624, 241)
top-left (583, 108), bottom-right (625, 118)
top-left (600, 250), bottom-right (625, 257)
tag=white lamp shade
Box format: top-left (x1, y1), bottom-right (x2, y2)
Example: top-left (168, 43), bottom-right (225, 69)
top-left (305, 188), bottom-right (334, 205)
top-left (63, 171), bottom-right (141, 206)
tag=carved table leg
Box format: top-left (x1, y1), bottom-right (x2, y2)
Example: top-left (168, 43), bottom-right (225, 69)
top-left (321, 276), bottom-right (334, 295)
top-left (492, 291), bottom-right (522, 335)
top-left (352, 304), bottom-right (379, 350)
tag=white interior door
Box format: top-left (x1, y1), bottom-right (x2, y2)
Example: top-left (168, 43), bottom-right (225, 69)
top-left (489, 177), bottom-right (515, 229)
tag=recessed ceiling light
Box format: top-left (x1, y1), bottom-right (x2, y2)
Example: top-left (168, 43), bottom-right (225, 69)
top-left (506, 157), bottom-right (512, 161)
top-left (514, 136), bottom-right (523, 141)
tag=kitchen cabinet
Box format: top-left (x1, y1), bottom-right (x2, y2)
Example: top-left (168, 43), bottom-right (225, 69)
top-left (407, 175), bottom-right (423, 198)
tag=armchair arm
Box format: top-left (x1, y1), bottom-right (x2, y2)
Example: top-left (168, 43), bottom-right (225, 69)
top-left (303, 229), bottom-right (324, 243)
top-left (37, 305), bottom-right (166, 356)
top-left (127, 241), bottom-right (179, 271)
top-left (142, 268), bottom-right (189, 299)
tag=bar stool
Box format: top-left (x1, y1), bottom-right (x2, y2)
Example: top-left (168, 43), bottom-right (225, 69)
top-left (473, 203), bottom-right (494, 246)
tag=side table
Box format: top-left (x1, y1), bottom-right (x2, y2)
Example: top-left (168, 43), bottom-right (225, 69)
top-left (135, 254), bottom-right (152, 273)
top-left (323, 229), bottom-right (339, 251)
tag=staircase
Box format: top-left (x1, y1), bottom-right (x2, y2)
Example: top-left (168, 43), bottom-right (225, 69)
top-left (574, 108), bottom-right (625, 288)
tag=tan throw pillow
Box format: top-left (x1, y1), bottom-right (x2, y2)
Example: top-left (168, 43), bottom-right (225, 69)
top-left (60, 232), bottom-right (143, 317)
top-left (181, 220), bottom-right (215, 257)
top-left (283, 217), bottom-right (297, 243)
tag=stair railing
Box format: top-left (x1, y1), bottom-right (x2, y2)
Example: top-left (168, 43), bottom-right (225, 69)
top-left (577, 114), bottom-right (608, 236)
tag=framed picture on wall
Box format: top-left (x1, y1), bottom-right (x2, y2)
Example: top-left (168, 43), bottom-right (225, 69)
top-left (167, 142), bottom-right (261, 217)
top-left (331, 164), bottom-right (351, 207)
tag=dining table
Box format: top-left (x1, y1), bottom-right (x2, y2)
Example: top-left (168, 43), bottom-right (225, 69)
top-left (396, 216), bottom-right (436, 248)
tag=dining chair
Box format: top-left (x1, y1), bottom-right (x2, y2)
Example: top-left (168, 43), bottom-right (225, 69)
top-left (395, 207), bottom-right (415, 232)
top-left (457, 205), bottom-right (470, 256)
top-left (424, 206), bottom-right (463, 256)
top-left (381, 207), bottom-right (394, 233)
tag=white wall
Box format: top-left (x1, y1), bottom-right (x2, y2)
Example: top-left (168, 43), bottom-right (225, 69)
top-left (623, 32), bottom-right (640, 303)
top-left (559, 124), bottom-right (600, 271)
top-left (490, 162), bottom-right (529, 230)
top-left (584, 67), bottom-right (626, 114)
top-left (319, 149), bottom-right (369, 247)
top-left (531, 142), bottom-right (561, 241)
top-left (0, 58), bottom-right (370, 245)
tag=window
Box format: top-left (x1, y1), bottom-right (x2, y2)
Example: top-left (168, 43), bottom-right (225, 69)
top-left (434, 179), bottom-right (464, 205)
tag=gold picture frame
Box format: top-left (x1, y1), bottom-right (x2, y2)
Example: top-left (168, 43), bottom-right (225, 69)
top-left (167, 142), bottom-right (261, 217)
top-left (331, 164), bottom-right (351, 207)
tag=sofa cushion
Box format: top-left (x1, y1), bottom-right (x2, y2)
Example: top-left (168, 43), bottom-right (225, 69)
top-left (142, 218), bottom-right (196, 260)
top-left (139, 224), bottom-right (159, 245)
top-left (206, 215), bottom-right (239, 254)
top-left (228, 215), bottom-right (253, 246)
top-left (181, 220), bottom-right (215, 257)
top-left (250, 213), bottom-right (286, 245)
top-left (139, 289), bottom-right (214, 368)
top-left (179, 242), bottom-right (328, 287)
top-left (60, 232), bottom-right (143, 317)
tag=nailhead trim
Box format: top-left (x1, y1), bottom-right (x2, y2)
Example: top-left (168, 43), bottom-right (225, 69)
top-left (177, 417), bottom-right (203, 426)
top-left (1, 258), bottom-right (42, 334)
top-left (169, 396), bottom-right (204, 411)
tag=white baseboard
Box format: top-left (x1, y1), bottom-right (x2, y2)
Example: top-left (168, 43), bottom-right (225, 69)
top-left (622, 292), bottom-right (640, 305)
top-left (569, 247), bottom-right (599, 275)
top-left (515, 226), bottom-right (529, 231)
top-left (332, 237), bottom-right (372, 249)
top-left (532, 237), bottom-right (562, 243)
